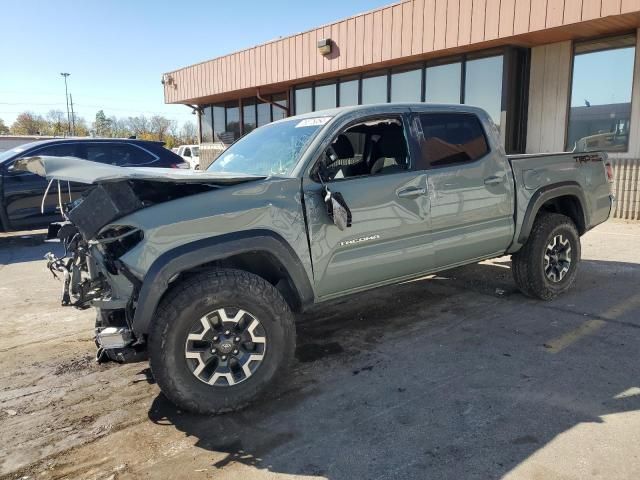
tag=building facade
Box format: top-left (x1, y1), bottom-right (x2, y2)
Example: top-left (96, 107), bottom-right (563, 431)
top-left (163, 0), bottom-right (640, 219)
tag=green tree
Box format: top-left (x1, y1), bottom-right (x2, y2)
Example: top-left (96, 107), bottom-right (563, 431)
top-left (46, 110), bottom-right (68, 136)
top-left (93, 110), bottom-right (113, 137)
top-left (0, 118), bottom-right (9, 134)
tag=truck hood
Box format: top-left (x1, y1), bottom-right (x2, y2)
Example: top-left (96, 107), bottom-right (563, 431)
top-left (15, 156), bottom-right (266, 185)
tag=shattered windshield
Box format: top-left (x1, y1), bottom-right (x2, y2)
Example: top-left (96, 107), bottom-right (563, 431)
top-left (208, 117), bottom-right (330, 176)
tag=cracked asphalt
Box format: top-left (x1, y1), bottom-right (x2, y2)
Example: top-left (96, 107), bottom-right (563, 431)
top-left (1, 221), bottom-right (639, 480)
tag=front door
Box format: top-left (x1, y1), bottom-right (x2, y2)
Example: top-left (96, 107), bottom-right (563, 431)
top-left (303, 115), bottom-right (432, 299)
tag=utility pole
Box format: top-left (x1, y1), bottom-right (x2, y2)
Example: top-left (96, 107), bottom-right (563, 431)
top-left (60, 73), bottom-right (71, 136)
top-left (69, 94), bottom-right (76, 136)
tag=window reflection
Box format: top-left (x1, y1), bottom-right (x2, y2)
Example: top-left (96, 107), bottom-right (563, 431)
top-left (257, 101), bottom-right (270, 127)
top-left (339, 79), bottom-right (359, 106)
top-left (212, 105), bottom-right (225, 142)
top-left (567, 35), bottom-right (636, 152)
top-left (425, 62), bottom-right (461, 104)
top-left (465, 55), bottom-right (504, 126)
top-left (243, 100), bottom-right (256, 135)
top-left (391, 69), bottom-right (421, 102)
top-left (272, 93), bottom-right (288, 121)
top-left (315, 83), bottom-right (336, 111)
top-left (201, 106), bottom-right (213, 142)
top-left (226, 103), bottom-right (240, 140)
top-left (361, 74), bottom-right (388, 104)
top-left (295, 87), bottom-right (313, 114)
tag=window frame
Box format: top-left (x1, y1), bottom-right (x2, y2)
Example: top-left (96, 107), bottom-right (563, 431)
top-left (410, 111), bottom-right (492, 171)
top-left (565, 33), bottom-right (638, 153)
top-left (309, 113), bottom-right (413, 184)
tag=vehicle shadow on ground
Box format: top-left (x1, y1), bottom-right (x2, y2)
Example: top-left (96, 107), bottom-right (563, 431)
top-left (148, 258), bottom-right (640, 479)
top-left (0, 232), bottom-right (61, 265)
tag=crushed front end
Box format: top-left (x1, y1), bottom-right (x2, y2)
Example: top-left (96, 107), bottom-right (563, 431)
top-left (45, 182), bottom-right (148, 363)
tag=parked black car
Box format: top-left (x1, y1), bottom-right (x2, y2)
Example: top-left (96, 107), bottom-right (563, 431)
top-left (0, 138), bottom-right (189, 231)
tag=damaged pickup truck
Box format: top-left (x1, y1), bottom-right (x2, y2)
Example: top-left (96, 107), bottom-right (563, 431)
top-left (18, 104), bottom-right (614, 414)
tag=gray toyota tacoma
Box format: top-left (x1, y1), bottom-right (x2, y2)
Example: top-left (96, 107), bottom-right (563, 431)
top-left (18, 104), bottom-right (614, 414)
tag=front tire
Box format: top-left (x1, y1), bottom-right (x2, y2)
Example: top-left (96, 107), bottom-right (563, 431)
top-left (149, 269), bottom-right (296, 415)
top-left (512, 212), bottom-right (581, 300)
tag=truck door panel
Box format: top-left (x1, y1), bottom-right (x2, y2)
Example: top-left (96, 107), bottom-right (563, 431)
top-left (303, 116), bottom-right (432, 298)
top-left (414, 113), bottom-right (514, 268)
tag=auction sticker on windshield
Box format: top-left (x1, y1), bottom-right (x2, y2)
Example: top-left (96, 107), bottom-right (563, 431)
top-left (295, 117), bottom-right (331, 128)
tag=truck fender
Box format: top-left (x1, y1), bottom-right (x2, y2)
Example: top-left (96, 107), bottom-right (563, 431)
top-left (131, 229), bottom-right (314, 335)
top-left (517, 181), bottom-right (589, 245)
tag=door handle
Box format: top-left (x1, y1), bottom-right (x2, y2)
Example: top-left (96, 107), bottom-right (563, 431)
top-left (397, 187), bottom-right (427, 198)
top-left (484, 175), bottom-right (505, 186)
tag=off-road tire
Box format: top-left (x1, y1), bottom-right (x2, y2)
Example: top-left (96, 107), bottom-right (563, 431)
top-left (148, 268), bottom-right (296, 415)
top-left (511, 212), bottom-right (581, 300)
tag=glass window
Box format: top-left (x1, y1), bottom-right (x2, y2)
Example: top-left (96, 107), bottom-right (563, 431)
top-left (417, 113), bottom-right (489, 169)
top-left (81, 143), bottom-right (155, 166)
top-left (361, 74), bottom-right (388, 105)
top-left (226, 103), bottom-right (240, 140)
top-left (34, 143), bottom-right (77, 158)
top-left (212, 105), bottom-right (225, 142)
top-left (257, 101), bottom-right (271, 127)
top-left (295, 87), bottom-right (313, 114)
top-left (339, 78), bottom-right (359, 106)
top-left (243, 100), bottom-right (256, 135)
top-left (391, 68), bottom-right (422, 102)
top-left (201, 106), bottom-right (213, 143)
top-left (465, 55), bottom-right (504, 127)
top-left (272, 93), bottom-right (288, 122)
top-left (425, 62), bottom-right (461, 104)
top-left (315, 83), bottom-right (337, 111)
top-left (208, 117), bottom-right (327, 176)
top-left (320, 117), bottom-right (409, 180)
top-left (567, 35), bottom-right (636, 152)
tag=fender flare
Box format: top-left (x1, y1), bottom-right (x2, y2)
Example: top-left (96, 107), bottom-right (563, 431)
top-left (518, 181), bottom-right (589, 244)
top-left (131, 229), bottom-right (314, 335)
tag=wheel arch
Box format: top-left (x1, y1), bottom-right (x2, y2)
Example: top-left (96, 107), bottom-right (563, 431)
top-left (518, 182), bottom-right (589, 245)
top-left (131, 229), bottom-right (314, 336)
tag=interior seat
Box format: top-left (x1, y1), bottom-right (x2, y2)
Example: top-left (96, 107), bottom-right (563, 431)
top-left (370, 127), bottom-right (408, 175)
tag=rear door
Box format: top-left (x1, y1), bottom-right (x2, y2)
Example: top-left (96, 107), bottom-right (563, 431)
top-left (4, 142), bottom-right (79, 229)
top-left (413, 112), bottom-right (514, 268)
top-left (302, 114), bottom-right (433, 299)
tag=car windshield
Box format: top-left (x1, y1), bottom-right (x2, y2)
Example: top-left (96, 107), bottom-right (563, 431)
top-left (208, 117), bottom-right (330, 176)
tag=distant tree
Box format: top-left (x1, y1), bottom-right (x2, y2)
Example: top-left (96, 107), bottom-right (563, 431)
top-left (150, 115), bottom-right (174, 141)
top-left (127, 115), bottom-right (150, 137)
top-left (93, 110), bottom-right (113, 137)
top-left (109, 116), bottom-right (130, 138)
top-left (74, 117), bottom-right (90, 137)
top-left (181, 121), bottom-right (197, 144)
top-left (46, 110), bottom-right (68, 136)
top-left (10, 112), bottom-right (46, 135)
top-left (0, 118), bottom-right (9, 135)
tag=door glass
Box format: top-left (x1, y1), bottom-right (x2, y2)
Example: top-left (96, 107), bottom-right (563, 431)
top-left (321, 118), bottom-right (409, 181)
top-left (243, 100), bottom-right (257, 134)
top-left (226, 103), bottom-right (241, 140)
top-left (201, 106), bottom-right (214, 142)
top-left (257, 101), bottom-right (271, 127)
top-left (416, 113), bottom-right (489, 169)
top-left (213, 105), bottom-right (225, 141)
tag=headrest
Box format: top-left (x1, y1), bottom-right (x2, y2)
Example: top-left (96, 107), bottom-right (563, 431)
top-left (331, 134), bottom-right (355, 159)
top-left (376, 127), bottom-right (406, 157)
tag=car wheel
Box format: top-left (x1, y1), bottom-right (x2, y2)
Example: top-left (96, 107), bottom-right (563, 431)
top-left (511, 212), bottom-right (581, 300)
top-left (149, 268), bottom-right (296, 414)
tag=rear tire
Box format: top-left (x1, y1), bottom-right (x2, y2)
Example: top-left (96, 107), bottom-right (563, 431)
top-left (511, 212), bottom-right (581, 300)
top-left (149, 269), bottom-right (295, 415)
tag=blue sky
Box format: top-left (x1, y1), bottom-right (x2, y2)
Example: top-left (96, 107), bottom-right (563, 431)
top-left (1, 0), bottom-right (389, 128)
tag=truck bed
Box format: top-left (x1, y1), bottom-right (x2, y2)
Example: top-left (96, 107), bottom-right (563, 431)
top-left (507, 150), bottom-right (613, 252)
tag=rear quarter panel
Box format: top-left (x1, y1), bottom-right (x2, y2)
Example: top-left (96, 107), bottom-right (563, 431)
top-left (508, 152), bottom-right (612, 252)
